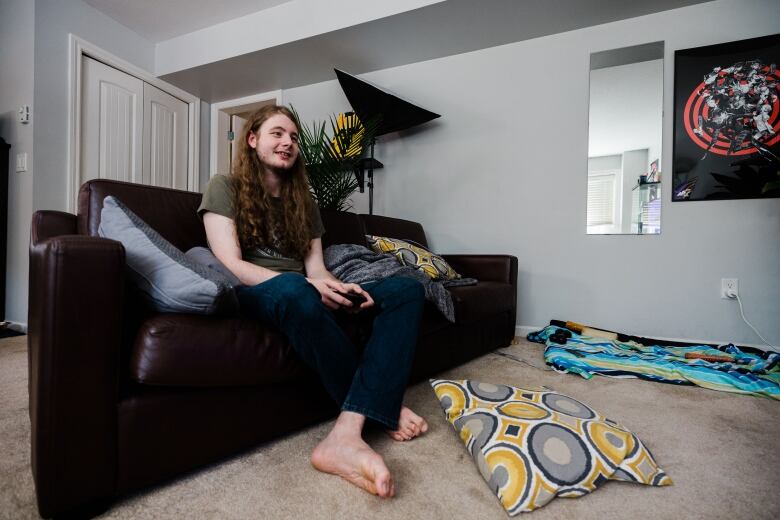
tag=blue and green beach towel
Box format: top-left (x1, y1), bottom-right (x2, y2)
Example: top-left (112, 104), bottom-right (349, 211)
top-left (528, 326), bottom-right (780, 400)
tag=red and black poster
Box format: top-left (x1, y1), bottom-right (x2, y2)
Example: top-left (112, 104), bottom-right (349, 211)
top-left (673, 34), bottom-right (780, 201)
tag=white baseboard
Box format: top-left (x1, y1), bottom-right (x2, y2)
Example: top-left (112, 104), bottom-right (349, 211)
top-left (514, 325), bottom-right (777, 352)
top-left (515, 325), bottom-right (542, 339)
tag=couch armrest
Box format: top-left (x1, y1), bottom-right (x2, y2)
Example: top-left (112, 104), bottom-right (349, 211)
top-left (31, 210), bottom-right (77, 244)
top-left (442, 254), bottom-right (518, 285)
top-left (28, 232), bottom-right (125, 518)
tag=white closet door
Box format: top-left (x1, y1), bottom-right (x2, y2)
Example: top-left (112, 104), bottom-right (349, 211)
top-left (81, 56), bottom-right (143, 184)
top-left (142, 83), bottom-right (188, 189)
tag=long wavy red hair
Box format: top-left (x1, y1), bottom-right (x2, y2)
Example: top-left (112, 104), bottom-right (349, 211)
top-left (231, 105), bottom-right (315, 260)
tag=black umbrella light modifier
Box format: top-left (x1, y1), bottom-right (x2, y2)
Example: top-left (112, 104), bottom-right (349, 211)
top-left (334, 69), bottom-right (440, 136)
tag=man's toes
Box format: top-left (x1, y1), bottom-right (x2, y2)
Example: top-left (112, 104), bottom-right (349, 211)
top-left (394, 429), bottom-right (411, 441)
top-left (410, 415), bottom-right (428, 433)
top-left (376, 473), bottom-right (393, 497)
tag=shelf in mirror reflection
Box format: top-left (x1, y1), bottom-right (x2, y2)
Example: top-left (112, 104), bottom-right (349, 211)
top-left (631, 182), bottom-right (661, 234)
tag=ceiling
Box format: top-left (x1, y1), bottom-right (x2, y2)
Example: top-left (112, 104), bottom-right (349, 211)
top-left (86, 0), bottom-right (713, 103)
top-left (84, 0), bottom-right (291, 42)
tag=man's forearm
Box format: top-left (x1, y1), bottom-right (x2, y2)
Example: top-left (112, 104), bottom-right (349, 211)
top-left (224, 258), bottom-right (281, 286)
top-left (306, 268), bottom-right (339, 282)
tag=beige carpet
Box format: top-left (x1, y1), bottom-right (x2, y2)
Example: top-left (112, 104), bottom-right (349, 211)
top-left (2, 335), bottom-right (779, 519)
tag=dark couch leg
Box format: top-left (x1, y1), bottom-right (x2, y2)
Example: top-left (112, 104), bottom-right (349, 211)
top-left (50, 498), bottom-right (113, 520)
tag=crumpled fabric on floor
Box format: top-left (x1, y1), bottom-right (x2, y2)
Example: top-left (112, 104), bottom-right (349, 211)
top-left (528, 325), bottom-right (780, 400)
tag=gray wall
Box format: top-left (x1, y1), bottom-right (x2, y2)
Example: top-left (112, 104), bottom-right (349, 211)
top-left (285, 0), bottom-right (780, 345)
top-left (0, 0), bottom-right (156, 326)
top-left (0, 0), bottom-right (35, 325)
top-left (33, 0), bottom-right (155, 212)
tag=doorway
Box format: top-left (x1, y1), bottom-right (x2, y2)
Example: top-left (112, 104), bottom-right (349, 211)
top-left (210, 92), bottom-right (281, 177)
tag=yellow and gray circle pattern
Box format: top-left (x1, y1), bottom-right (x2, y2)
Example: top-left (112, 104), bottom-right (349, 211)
top-left (431, 379), bottom-right (672, 515)
top-left (366, 235), bottom-right (461, 280)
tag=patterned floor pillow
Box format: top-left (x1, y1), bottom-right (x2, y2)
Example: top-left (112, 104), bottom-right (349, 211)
top-left (366, 235), bottom-right (461, 280)
top-left (430, 379), bottom-right (671, 515)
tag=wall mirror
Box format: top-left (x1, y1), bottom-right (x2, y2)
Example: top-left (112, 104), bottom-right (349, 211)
top-left (586, 42), bottom-right (664, 235)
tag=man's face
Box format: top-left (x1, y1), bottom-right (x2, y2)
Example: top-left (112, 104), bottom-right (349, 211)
top-left (249, 114), bottom-right (300, 172)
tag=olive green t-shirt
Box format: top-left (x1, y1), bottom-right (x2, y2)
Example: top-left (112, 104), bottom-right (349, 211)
top-left (197, 174), bottom-right (325, 274)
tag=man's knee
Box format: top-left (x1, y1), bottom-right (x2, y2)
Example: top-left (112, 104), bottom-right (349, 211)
top-left (377, 277), bottom-right (425, 305)
top-left (274, 273), bottom-right (323, 317)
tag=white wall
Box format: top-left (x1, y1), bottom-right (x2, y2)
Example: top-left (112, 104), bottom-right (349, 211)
top-left (33, 0), bottom-right (155, 213)
top-left (0, 0), bottom-right (35, 325)
top-left (0, 0), bottom-right (156, 327)
top-left (285, 0), bottom-right (780, 346)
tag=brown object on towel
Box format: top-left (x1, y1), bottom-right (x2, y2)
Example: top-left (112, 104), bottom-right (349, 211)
top-left (565, 321), bottom-right (585, 333)
top-left (684, 353), bottom-right (735, 363)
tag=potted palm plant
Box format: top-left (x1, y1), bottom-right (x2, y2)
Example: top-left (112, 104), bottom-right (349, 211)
top-left (291, 107), bottom-right (379, 211)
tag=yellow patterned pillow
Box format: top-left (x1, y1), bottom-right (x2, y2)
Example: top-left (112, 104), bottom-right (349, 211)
top-left (431, 379), bottom-right (671, 515)
top-left (366, 235), bottom-right (461, 280)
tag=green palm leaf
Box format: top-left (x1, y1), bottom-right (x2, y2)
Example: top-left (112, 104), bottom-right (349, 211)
top-left (290, 106), bottom-right (379, 211)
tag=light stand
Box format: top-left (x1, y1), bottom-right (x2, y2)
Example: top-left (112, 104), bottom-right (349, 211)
top-left (353, 140), bottom-right (384, 214)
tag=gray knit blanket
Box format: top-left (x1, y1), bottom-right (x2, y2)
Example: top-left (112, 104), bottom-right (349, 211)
top-left (323, 244), bottom-right (477, 322)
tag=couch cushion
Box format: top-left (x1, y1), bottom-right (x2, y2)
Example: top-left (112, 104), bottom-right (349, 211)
top-left (98, 196), bottom-right (238, 315)
top-left (185, 246), bottom-right (242, 287)
top-left (448, 281), bottom-right (514, 325)
top-left (130, 315), bottom-right (314, 387)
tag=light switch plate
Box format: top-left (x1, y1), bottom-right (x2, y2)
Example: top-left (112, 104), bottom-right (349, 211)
top-left (15, 153), bottom-right (28, 172)
top-left (18, 105), bottom-right (30, 124)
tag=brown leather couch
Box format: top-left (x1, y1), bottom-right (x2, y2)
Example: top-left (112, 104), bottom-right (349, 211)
top-left (28, 179), bottom-right (517, 518)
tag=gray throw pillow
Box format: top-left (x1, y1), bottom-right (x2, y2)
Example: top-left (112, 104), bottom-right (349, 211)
top-left (98, 196), bottom-right (238, 315)
top-left (184, 246), bottom-right (243, 288)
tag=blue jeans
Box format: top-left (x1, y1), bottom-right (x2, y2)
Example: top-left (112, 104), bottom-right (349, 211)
top-left (236, 273), bottom-right (425, 430)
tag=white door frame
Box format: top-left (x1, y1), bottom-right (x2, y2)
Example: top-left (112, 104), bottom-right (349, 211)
top-left (209, 90), bottom-right (282, 178)
top-left (67, 34), bottom-right (201, 212)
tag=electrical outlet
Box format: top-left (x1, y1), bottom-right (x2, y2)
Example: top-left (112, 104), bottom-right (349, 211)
top-left (721, 278), bottom-right (738, 299)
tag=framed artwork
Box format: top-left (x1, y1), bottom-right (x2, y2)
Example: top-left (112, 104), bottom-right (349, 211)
top-left (672, 34), bottom-right (780, 201)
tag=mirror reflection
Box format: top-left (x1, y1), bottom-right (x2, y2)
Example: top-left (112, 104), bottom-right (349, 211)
top-left (587, 42), bottom-right (664, 234)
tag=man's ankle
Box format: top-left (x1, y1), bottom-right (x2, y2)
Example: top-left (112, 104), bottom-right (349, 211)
top-left (334, 410), bottom-right (366, 434)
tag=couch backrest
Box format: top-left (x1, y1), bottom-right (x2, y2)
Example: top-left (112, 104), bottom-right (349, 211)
top-left (360, 214), bottom-right (428, 248)
top-left (77, 179), bottom-right (428, 254)
top-left (319, 209), bottom-right (367, 249)
top-left (78, 179), bottom-right (207, 253)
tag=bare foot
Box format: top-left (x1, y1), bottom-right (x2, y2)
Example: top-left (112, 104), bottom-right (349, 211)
top-left (311, 425), bottom-right (395, 497)
top-left (387, 406), bottom-right (429, 442)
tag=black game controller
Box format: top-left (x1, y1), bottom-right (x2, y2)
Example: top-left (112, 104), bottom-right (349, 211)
top-left (336, 291), bottom-right (368, 307)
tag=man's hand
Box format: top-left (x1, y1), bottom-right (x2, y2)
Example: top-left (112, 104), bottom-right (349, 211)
top-left (306, 278), bottom-right (375, 311)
